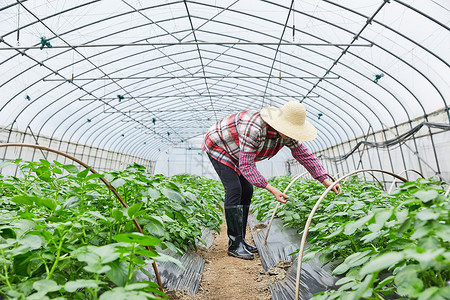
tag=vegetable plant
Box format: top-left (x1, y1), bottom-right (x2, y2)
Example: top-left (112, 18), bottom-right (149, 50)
top-left (0, 159), bottom-right (223, 299)
top-left (252, 176), bottom-right (450, 299)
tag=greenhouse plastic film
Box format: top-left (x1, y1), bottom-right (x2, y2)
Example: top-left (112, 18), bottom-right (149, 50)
top-left (249, 214), bottom-right (338, 299)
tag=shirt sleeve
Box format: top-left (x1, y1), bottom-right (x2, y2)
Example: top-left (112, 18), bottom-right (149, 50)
top-left (290, 142), bottom-right (328, 182)
top-left (239, 151), bottom-right (268, 188)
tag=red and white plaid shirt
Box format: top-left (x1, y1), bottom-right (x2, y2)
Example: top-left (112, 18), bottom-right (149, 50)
top-left (202, 109), bottom-right (327, 187)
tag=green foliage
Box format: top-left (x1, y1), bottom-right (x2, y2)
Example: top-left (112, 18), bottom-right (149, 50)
top-left (252, 175), bottom-right (449, 299)
top-left (0, 160), bottom-right (223, 299)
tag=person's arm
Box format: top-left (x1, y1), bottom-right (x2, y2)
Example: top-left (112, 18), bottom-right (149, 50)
top-left (291, 144), bottom-right (342, 194)
top-left (239, 151), bottom-right (289, 203)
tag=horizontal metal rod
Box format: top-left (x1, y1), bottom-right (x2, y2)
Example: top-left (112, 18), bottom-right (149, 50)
top-left (44, 76), bottom-right (339, 81)
top-left (0, 42), bottom-right (374, 50)
top-left (124, 119), bottom-right (212, 122)
top-left (118, 109), bottom-right (236, 113)
top-left (82, 94), bottom-right (320, 101)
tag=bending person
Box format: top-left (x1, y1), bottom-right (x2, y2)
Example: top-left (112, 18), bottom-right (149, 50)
top-left (201, 101), bottom-right (342, 260)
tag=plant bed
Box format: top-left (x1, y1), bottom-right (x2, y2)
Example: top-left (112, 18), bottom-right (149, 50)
top-left (0, 160), bottom-right (223, 299)
top-left (252, 175), bottom-right (450, 299)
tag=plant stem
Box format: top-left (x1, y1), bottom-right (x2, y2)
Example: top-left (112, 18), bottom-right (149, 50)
top-left (46, 233), bottom-right (66, 280)
top-left (437, 271), bottom-right (444, 287)
top-left (1, 251), bottom-right (12, 290)
top-left (126, 243), bottom-right (135, 286)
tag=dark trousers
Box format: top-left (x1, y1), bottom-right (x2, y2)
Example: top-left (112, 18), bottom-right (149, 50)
top-left (208, 155), bottom-right (254, 207)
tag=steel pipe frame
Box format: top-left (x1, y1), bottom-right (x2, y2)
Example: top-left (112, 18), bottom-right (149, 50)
top-left (27, 50), bottom-right (362, 159)
top-left (57, 38), bottom-right (400, 154)
top-left (44, 76), bottom-right (340, 81)
top-left (0, 11), bottom-right (428, 132)
top-left (0, 43), bottom-right (404, 164)
top-left (6, 29), bottom-right (418, 151)
top-left (1, 1), bottom-right (448, 163)
top-left (0, 43), bottom-right (374, 50)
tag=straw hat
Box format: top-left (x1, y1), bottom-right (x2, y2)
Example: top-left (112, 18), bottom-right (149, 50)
top-left (260, 101), bottom-right (317, 141)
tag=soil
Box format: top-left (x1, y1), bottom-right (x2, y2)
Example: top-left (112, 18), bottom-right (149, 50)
top-left (166, 220), bottom-right (288, 300)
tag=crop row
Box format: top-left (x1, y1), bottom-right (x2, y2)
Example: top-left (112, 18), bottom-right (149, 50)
top-left (0, 159), bottom-right (224, 299)
top-left (252, 176), bottom-right (450, 299)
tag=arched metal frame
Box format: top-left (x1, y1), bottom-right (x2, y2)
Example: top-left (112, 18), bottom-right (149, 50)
top-left (0, 0), bottom-right (448, 176)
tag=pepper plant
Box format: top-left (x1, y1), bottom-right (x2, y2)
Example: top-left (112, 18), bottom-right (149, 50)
top-left (0, 159), bottom-right (223, 299)
top-left (252, 175), bottom-right (450, 299)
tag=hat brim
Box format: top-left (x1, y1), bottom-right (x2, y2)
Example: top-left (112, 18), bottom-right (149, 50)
top-left (260, 106), bottom-right (317, 141)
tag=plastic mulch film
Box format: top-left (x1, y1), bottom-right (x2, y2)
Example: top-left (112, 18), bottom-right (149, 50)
top-left (249, 214), bottom-right (339, 299)
top-left (248, 214), bottom-right (300, 271)
top-left (198, 227), bottom-right (215, 249)
top-left (136, 248), bottom-right (205, 295)
top-left (269, 256), bottom-right (339, 300)
top-left (136, 228), bottom-right (215, 295)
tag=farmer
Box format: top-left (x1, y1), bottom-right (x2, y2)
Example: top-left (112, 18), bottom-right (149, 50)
top-left (201, 101), bottom-right (342, 260)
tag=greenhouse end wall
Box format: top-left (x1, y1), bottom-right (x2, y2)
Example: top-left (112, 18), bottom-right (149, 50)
top-left (287, 108), bottom-right (449, 183)
top-left (0, 126), bottom-right (155, 176)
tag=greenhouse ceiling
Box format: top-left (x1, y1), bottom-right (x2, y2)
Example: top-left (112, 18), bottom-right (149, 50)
top-left (0, 0), bottom-right (449, 160)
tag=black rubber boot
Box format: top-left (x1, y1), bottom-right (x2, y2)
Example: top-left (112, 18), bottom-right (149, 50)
top-left (225, 205), bottom-right (254, 260)
top-left (242, 205), bottom-right (258, 253)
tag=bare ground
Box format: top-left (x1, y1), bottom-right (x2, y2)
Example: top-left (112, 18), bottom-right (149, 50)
top-left (166, 220), bottom-right (290, 300)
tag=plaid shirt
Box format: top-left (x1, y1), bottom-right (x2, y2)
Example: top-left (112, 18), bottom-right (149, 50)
top-left (202, 109), bottom-right (327, 187)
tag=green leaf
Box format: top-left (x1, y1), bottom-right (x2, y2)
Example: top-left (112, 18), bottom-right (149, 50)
top-left (324, 226), bottom-right (343, 239)
top-left (438, 286), bottom-right (450, 298)
top-left (93, 244), bottom-right (120, 264)
top-left (63, 196), bottom-right (79, 209)
top-left (302, 250), bottom-right (318, 262)
top-left (414, 190), bottom-right (439, 203)
top-left (154, 252), bottom-right (184, 269)
top-left (398, 278), bottom-right (423, 297)
top-left (147, 188), bottom-right (160, 199)
top-left (332, 262), bottom-right (349, 275)
top-left (344, 213), bottom-right (374, 235)
top-left (113, 233), bottom-right (161, 246)
top-left (125, 283), bottom-right (150, 291)
top-left (65, 280), bottom-right (101, 292)
top-left (403, 248), bottom-right (445, 269)
top-left (106, 260), bottom-right (127, 287)
top-left (99, 288), bottom-right (154, 300)
top-left (360, 252), bottom-right (404, 276)
top-left (145, 219), bottom-right (165, 237)
top-left (111, 178), bottom-right (126, 189)
top-left (84, 263), bottom-right (111, 274)
top-left (368, 209), bottom-right (392, 232)
top-left (416, 209), bottom-right (440, 221)
top-left (161, 188), bottom-right (185, 204)
top-left (128, 202), bottom-right (144, 218)
top-left (345, 250), bottom-right (373, 268)
top-left (34, 198), bottom-right (57, 211)
top-left (62, 164), bottom-right (78, 173)
top-left (112, 208), bottom-right (124, 222)
top-left (418, 287), bottom-right (440, 300)
top-left (86, 173), bottom-right (104, 181)
top-left (11, 195), bottom-right (35, 205)
top-left (77, 167), bottom-right (91, 178)
top-left (33, 279), bottom-right (60, 293)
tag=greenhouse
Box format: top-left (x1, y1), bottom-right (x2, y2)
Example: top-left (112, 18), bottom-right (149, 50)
top-left (0, 0), bottom-right (449, 299)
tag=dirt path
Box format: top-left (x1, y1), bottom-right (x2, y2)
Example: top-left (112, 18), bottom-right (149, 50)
top-left (166, 220), bottom-right (281, 300)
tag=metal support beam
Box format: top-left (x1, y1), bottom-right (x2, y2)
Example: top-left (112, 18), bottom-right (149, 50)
top-left (79, 94), bottom-right (320, 101)
top-left (0, 42), bottom-right (374, 50)
top-left (43, 76), bottom-right (339, 81)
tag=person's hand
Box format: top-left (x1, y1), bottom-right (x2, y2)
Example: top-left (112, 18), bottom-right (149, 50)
top-left (265, 183), bottom-right (289, 203)
top-left (322, 178), bottom-right (342, 195)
